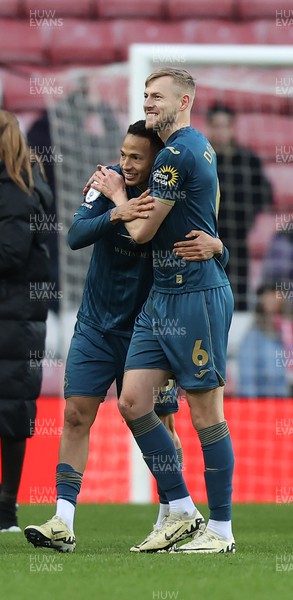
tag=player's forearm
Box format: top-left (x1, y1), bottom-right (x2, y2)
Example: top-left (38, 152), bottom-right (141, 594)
top-left (123, 219), bottom-right (155, 244)
top-left (68, 211), bottom-right (115, 249)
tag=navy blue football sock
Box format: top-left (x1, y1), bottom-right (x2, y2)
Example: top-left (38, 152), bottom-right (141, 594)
top-left (198, 421), bottom-right (234, 521)
top-left (157, 447), bottom-right (183, 504)
top-left (129, 412), bottom-right (189, 502)
top-left (56, 463), bottom-right (83, 507)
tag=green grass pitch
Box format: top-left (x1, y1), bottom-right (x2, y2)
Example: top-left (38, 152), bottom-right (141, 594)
top-left (0, 503), bottom-right (292, 600)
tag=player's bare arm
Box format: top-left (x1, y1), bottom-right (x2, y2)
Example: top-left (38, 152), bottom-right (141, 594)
top-left (86, 166), bottom-right (171, 243)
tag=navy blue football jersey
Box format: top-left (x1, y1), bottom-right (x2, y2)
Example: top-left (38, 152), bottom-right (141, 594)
top-left (149, 127), bottom-right (230, 293)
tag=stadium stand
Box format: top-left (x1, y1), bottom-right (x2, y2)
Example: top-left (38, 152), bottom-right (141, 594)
top-left (23, 0), bottom-right (94, 18)
top-left (238, 0), bottom-right (293, 20)
top-left (166, 0), bottom-right (235, 20)
top-left (47, 21), bottom-right (117, 64)
top-left (0, 19), bottom-right (46, 64)
top-left (0, 0), bottom-right (20, 17)
top-left (95, 0), bottom-right (165, 19)
top-left (236, 113), bottom-right (293, 161)
top-left (265, 163), bottom-right (293, 210)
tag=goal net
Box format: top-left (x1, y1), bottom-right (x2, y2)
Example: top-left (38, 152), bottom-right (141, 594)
top-left (44, 46), bottom-right (292, 503)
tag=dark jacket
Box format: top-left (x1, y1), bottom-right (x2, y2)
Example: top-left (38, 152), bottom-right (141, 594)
top-left (0, 162), bottom-right (53, 438)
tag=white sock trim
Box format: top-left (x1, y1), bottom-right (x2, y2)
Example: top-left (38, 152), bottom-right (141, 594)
top-left (169, 496), bottom-right (195, 517)
top-left (155, 503), bottom-right (169, 527)
top-left (207, 519), bottom-right (232, 540)
top-left (56, 498), bottom-right (75, 532)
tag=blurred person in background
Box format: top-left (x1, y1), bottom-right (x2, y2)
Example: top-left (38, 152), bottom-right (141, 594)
top-left (27, 110), bottom-right (59, 315)
top-left (0, 110), bottom-right (52, 531)
top-left (261, 228), bottom-right (293, 396)
top-left (237, 283), bottom-right (291, 398)
top-left (206, 102), bottom-right (273, 311)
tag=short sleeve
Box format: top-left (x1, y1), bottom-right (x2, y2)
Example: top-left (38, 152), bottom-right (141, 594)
top-left (148, 145), bottom-right (190, 206)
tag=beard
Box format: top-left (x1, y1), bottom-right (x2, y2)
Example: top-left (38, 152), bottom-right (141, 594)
top-left (146, 109), bottom-right (178, 134)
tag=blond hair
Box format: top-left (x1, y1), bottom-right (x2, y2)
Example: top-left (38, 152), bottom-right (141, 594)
top-left (145, 67), bottom-right (196, 103)
top-left (0, 109), bottom-right (36, 193)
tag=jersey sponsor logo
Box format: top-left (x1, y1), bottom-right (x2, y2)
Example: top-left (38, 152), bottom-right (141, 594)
top-left (165, 146), bottom-right (180, 155)
top-left (194, 369), bottom-right (210, 379)
top-left (153, 165), bottom-right (179, 187)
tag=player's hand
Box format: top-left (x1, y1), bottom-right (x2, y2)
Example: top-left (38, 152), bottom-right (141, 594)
top-left (83, 165), bottom-right (104, 196)
top-left (111, 192), bottom-right (154, 222)
top-left (173, 230), bottom-right (223, 262)
top-left (84, 166), bottom-right (126, 202)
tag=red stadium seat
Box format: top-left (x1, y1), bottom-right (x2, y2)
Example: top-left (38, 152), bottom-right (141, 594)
top-left (166, 0), bottom-right (235, 20)
top-left (236, 113), bottom-right (293, 160)
top-left (47, 20), bottom-right (117, 64)
top-left (95, 0), bottom-right (164, 19)
top-left (248, 213), bottom-right (276, 259)
top-left (182, 20), bottom-right (256, 44)
top-left (112, 19), bottom-right (258, 61)
top-left (0, 0), bottom-right (20, 17)
top-left (111, 19), bottom-right (189, 61)
top-left (265, 163), bottom-right (293, 210)
top-left (192, 67), bottom-right (292, 116)
top-left (1, 70), bottom-right (46, 111)
top-left (1, 67), bottom-right (73, 111)
top-left (238, 0), bottom-right (293, 20)
top-left (251, 19), bottom-right (293, 44)
top-left (23, 0), bottom-right (93, 18)
top-left (0, 20), bottom-right (46, 64)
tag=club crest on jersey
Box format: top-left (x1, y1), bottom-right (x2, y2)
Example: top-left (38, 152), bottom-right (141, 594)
top-left (153, 165), bottom-right (179, 187)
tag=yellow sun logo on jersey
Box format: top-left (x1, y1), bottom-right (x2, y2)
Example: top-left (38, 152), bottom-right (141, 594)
top-left (160, 165), bottom-right (179, 187)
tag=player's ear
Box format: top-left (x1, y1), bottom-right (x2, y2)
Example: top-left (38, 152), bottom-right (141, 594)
top-left (180, 94), bottom-right (190, 112)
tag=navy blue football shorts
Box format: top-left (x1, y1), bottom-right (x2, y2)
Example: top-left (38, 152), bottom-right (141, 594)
top-left (64, 320), bottom-right (178, 414)
top-left (125, 285), bottom-right (234, 391)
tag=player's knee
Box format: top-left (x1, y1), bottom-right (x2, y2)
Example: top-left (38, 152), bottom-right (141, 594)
top-left (64, 401), bottom-right (90, 431)
top-left (118, 393), bottom-right (137, 422)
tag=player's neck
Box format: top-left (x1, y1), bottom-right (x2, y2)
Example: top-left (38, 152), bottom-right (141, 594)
top-left (159, 120), bottom-right (190, 143)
